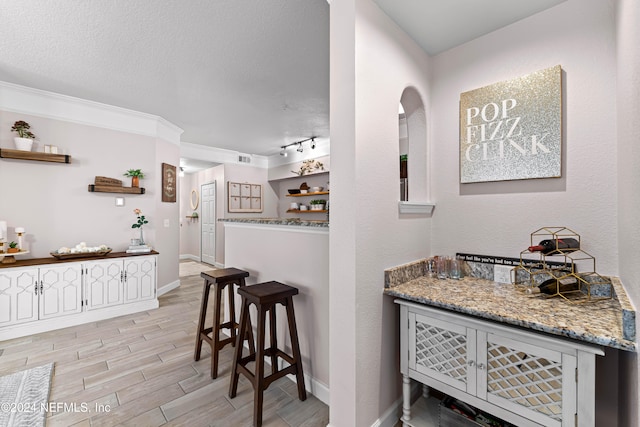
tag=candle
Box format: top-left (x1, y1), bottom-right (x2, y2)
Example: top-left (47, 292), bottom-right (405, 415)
top-left (15, 227), bottom-right (25, 234)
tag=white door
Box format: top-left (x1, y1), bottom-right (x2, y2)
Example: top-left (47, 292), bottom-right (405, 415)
top-left (39, 263), bottom-right (82, 319)
top-left (201, 181), bottom-right (216, 265)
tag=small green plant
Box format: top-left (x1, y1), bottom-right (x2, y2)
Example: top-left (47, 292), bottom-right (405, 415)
top-left (132, 209), bottom-right (149, 229)
top-left (124, 169), bottom-right (145, 178)
top-left (8, 241), bottom-right (17, 248)
top-left (11, 121), bottom-right (36, 139)
top-left (309, 199), bottom-right (326, 205)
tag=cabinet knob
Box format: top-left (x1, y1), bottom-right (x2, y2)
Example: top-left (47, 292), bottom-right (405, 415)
top-left (478, 363), bottom-right (486, 370)
top-left (468, 360), bottom-right (475, 367)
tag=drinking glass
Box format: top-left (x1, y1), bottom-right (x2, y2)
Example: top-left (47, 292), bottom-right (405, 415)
top-left (436, 256), bottom-right (449, 279)
top-left (449, 258), bottom-right (462, 280)
top-left (426, 258), bottom-right (437, 278)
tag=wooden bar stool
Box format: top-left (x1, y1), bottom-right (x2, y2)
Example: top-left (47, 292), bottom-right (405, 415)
top-left (194, 268), bottom-right (254, 379)
top-left (229, 281), bottom-right (306, 427)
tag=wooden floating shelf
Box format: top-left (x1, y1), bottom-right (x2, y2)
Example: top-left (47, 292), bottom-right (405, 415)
top-left (0, 148), bottom-right (71, 164)
top-left (286, 209), bottom-right (328, 213)
top-left (286, 191), bottom-right (329, 197)
top-left (88, 185), bottom-right (145, 194)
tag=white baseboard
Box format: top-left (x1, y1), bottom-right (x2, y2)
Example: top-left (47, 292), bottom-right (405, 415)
top-left (179, 253), bottom-right (200, 261)
top-left (158, 279), bottom-right (181, 296)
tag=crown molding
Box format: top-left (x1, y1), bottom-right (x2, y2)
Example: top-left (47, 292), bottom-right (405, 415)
top-left (0, 80), bottom-right (183, 145)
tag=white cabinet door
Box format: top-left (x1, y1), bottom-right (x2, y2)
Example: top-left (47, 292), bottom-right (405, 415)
top-left (85, 259), bottom-right (124, 310)
top-left (39, 263), bottom-right (83, 319)
top-left (409, 311), bottom-right (476, 393)
top-left (0, 267), bottom-right (38, 326)
top-left (123, 256), bottom-right (156, 303)
top-left (479, 331), bottom-right (574, 427)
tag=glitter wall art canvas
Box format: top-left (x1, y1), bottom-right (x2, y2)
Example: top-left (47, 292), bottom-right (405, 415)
top-left (459, 65), bottom-right (562, 184)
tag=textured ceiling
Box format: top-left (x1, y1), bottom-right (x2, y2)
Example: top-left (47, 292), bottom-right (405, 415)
top-left (1, 1), bottom-right (563, 158)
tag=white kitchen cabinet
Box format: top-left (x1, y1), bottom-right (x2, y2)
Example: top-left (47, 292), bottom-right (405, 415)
top-left (123, 256), bottom-right (156, 303)
top-left (39, 263), bottom-right (83, 319)
top-left (0, 263), bottom-right (83, 327)
top-left (0, 267), bottom-right (39, 326)
top-left (397, 300), bottom-right (603, 427)
top-left (0, 253), bottom-right (158, 341)
top-left (84, 258), bottom-right (124, 310)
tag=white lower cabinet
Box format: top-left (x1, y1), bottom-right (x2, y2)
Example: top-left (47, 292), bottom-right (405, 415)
top-left (0, 263), bottom-right (83, 327)
top-left (0, 254), bottom-right (158, 340)
top-left (397, 300), bottom-right (604, 427)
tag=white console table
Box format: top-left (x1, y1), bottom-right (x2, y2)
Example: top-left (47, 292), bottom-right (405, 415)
top-left (397, 299), bottom-right (603, 427)
top-left (0, 252), bottom-right (158, 341)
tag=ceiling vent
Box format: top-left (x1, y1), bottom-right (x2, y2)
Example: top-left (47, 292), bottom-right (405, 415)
top-left (238, 155), bottom-right (251, 164)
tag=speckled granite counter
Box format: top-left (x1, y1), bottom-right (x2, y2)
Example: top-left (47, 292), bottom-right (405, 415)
top-left (384, 259), bottom-right (636, 352)
top-left (219, 217), bottom-right (329, 228)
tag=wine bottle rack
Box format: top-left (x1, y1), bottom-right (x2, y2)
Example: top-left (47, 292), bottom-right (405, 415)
top-left (512, 227), bottom-right (612, 303)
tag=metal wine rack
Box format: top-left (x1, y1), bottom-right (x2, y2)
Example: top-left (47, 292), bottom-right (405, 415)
top-left (511, 227), bottom-right (612, 303)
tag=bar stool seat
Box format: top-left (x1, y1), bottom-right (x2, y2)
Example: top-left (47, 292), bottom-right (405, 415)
top-left (194, 267), bottom-right (254, 379)
top-left (229, 281), bottom-right (306, 427)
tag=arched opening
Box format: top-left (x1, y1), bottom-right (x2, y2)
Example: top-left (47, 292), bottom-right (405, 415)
top-left (399, 87), bottom-right (428, 204)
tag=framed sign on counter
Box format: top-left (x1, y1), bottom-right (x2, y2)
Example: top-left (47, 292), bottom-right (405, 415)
top-left (460, 65), bottom-right (562, 184)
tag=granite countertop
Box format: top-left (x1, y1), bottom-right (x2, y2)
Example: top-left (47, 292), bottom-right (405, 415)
top-left (219, 217), bottom-right (329, 228)
top-left (384, 259), bottom-right (636, 352)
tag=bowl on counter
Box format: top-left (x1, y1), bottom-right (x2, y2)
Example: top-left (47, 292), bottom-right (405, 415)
top-left (288, 189), bottom-right (301, 194)
top-left (311, 186), bottom-right (323, 192)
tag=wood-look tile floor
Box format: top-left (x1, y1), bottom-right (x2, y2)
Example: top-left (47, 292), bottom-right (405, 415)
top-left (0, 262), bottom-right (329, 426)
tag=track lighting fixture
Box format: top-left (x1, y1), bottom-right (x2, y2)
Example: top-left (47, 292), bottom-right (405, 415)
top-left (280, 136), bottom-right (317, 155)
top-left (179, 167), bottom-right (185, 177)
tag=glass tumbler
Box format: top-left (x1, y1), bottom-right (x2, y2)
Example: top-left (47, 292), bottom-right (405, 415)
top-left (449, 258), bottom-right (462, 280)
top-left (426, 258), bottom-right (437, 278)
top-left (436, 256), bottom-right (449, 279)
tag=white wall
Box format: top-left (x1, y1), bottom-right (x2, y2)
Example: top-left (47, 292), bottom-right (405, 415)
top-left (330, 0), bottom-right (432, 425)
top-left (429, 1), bottom-right (625, 425)
top-left (182, 163), bottom-right (278, 266)
top-left (0, 94), bottom-right (181, 291)
top-left (616, 0), bottom-right (640, 424)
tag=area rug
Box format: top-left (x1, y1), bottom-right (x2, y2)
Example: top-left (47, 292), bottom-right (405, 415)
top-left (0, 363), bottom-right (54, 427)
top-left (179, 261), bottom-right (216, 277)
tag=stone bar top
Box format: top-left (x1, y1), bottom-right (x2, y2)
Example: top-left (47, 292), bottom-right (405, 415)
top-left (219, 217), bottom-right (329, 228)
top-left (384, 259), bottom-right (636, 352)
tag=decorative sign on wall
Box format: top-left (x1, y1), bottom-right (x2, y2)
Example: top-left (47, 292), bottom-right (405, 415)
top-left (161, 163), bottom-right (177, 202)
top-left (459, 65), bottom-right (562, 183)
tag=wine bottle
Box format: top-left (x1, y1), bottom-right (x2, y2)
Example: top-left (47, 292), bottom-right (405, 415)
top-left (528, 238), bottom-right (579, 255)
top-left (526, 277), bottom-right (580, 295)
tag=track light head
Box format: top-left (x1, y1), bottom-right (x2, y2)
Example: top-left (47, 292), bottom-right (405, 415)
top-left (311, 137), bottom-right (316, 149)
top-left (297, 142), bottom-right (304, 153)
top-left (280, 148), bottom-right (287, 157)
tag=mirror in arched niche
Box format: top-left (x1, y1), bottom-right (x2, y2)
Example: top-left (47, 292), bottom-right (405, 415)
top-left (399, 87), bottom-right (427, 202)
top-left (398, 87), bottom-right (433, 215)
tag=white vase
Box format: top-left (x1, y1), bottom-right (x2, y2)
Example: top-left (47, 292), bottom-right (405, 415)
top-left (14, 137), bottom-right (33, 151)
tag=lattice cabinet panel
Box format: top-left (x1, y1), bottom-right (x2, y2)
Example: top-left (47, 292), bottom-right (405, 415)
top-left (479, 332), bottom-right (574, 426)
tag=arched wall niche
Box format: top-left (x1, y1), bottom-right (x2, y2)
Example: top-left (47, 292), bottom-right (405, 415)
top-left (398, 86), bottom-right (434, 215)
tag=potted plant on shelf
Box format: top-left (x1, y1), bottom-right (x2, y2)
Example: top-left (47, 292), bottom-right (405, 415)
top-left (309, 199), bottom-right (326, 211)
top-left (7, 241), bottom-right (19, 253)
top-left (11, 121), bottom-right (36, 151)
top-left (124, 169), bottom-right (145, 188)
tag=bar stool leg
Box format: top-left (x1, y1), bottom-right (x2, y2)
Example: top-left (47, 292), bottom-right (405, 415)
top-left (269, 306), bottom-right (278, 375)
top-left (194, 280), bottom-right (211, 361)
top-left (227, 281), bottom-right (237, 345)
top-left (229, 298), bottom-right (249, 398)
top-left (254, 304), bottom-right (267, 427)
top-left (211, 282), bottom-right (224, 379)
top-left (285, 296), bottom-right (307, 401)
